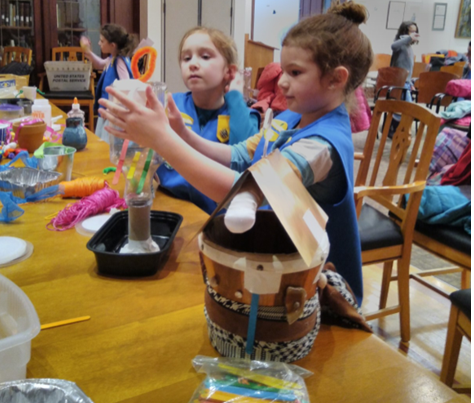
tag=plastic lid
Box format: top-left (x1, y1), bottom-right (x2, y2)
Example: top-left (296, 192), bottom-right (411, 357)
top-left (72, 97), bottom-right (80, 109)
top-left (34, 99), bottom-right (49, 105)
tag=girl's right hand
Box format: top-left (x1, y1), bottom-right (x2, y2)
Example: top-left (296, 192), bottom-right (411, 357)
top-left (80, 36), bottom-right (91, 51)
top-left (99, 86), bottom-right (173, 152)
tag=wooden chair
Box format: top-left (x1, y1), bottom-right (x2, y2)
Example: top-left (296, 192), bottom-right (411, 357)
top-left (1, 46), bottom-right (32, 66)
top-left (440, 289), bottom-right (471, 394)
top-left (355, 100), bottom-right (441, 343)
top-left (411, 218), bottom-right (471, 298)
top-left (412, 62), bottom-right (430, 79)
top-left (369, 53), bottom-right (391, 72)
top-left (412, 71), bottom-right (458, 106)
top-left (366, 66), bottom-right (408, 110)
top-left (39, 47), bottom-right (95, 130)
top-left (440, 64), bottom-right (463, 78)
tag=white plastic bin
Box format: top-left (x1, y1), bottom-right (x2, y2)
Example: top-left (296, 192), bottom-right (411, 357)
top-left (44, 61), bottom-right (92, 92)
top-left (0, 274), bottom-right (40, 382)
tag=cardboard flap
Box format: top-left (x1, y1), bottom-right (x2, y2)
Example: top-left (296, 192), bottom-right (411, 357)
top-left (248, 150), bottom-right (328, 267)
top-left (193, 150), bottom-right (328, 267)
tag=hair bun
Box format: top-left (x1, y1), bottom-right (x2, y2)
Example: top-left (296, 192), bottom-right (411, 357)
top-left (329, 1), bottom-right (368, 25)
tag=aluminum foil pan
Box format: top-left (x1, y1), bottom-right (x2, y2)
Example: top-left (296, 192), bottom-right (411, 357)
top-left (0, 379), bottom-right (94, 403)
top-left (0, 167), bottom-right (61, 199)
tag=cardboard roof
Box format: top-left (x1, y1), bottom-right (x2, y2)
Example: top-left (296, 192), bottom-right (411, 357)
top-left (198, 150), bottom-right (328, 267)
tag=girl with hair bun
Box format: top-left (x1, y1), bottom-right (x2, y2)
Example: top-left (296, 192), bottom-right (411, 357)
top-left (100, 1), bottom-right (373, 305)
top-left (81, 23), bottom-right (138, 141)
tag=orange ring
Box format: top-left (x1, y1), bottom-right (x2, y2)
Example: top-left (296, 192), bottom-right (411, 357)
top-left (131, 47), bottom-right (158, 82)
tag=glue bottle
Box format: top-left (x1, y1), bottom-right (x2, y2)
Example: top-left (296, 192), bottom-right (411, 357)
top-left (67, 97), bottom-right (85, 127)
top-left (31, 99), bottom-right (52, 127)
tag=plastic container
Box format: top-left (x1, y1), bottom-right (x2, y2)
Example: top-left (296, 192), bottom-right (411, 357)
top-left (0, 104), bottom-right (23, 121)
top-left (87, 210), bottom-right (183, 277)
top-left (44, 61), bottom-right (91, 92)
top-left (31, 99), bottom-right (52, 127)
top-left (0, 274), bottom-right (41, 382)
top-left (67, 98), bottom-right (85, 127)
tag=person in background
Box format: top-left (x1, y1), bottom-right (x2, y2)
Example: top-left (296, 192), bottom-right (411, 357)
top-left (389, 21), bottom-right (420, 137)
top-left (80, 24), bottom-right (137, 142)
top-left (99, 1), bottom-right (373, 305)
top-left (155, 26), bottom-right (261, 214)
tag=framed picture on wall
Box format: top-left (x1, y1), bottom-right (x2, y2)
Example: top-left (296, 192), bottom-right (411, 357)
top-left (455, 0), bottom-right (471, 38)
top-left (432, 3), bottom-right (447, 31)
top-left (386, 1), bottom-right (406, 30)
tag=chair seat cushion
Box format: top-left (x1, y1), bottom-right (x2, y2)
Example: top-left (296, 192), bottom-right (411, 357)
top-left (359, 204), bottom-right (403, 251)
top-left (44, 91), bottom-right (94, 100)
top-left (415, 220), bottom-right (471, 255)
top-left (450, 289), bottom-right (471, 318)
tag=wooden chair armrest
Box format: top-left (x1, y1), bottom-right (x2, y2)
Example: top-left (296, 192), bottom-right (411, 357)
top-left (354, 181), bottom-right (426, 200)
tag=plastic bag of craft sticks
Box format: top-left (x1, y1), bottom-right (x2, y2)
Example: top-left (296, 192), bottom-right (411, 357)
top-left (189, 355), bottom-right (312, 403)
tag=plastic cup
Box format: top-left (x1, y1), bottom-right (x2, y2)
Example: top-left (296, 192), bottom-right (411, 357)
top-left (22, 86), bottom-right (37, 100)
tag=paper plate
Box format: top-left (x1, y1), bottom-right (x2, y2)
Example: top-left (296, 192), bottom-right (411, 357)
top-left (76, 214), bottom-right (112, 236)
top-left (0, 236), bottom-right (27, 265)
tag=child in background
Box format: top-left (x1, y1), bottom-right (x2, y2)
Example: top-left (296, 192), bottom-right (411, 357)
top-left (99, 1), bottom-right (373, 305)
top-left (157, 27), bottom-right (260, 214)
top-left (80, 24), bottom-right (137, 141)
top-left (389, 21), bottom-right (420, 136)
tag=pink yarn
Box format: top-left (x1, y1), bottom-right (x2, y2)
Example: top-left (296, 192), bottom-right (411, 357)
top-left (47, 187), bottom-right (127, 231)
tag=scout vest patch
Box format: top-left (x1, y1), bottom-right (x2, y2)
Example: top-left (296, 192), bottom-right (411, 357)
top-left (216, 115), bottom-right (230, 143)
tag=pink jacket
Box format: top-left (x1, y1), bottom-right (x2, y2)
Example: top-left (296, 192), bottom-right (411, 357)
top-left (251, 62), bottom-right (288, 113)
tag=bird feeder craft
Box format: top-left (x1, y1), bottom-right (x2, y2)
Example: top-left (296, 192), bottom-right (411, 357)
top-left (107, 79), bottom-right (164, 254)
top-left (198, 150), bottom-right (330, 362)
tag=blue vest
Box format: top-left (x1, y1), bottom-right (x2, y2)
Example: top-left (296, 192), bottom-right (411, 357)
top-left (253, 105), bottom-right (363, 305)
top-left (95, 56), bottom-right (133, 110)
top-left (158, 92), bottom-right (258, 215)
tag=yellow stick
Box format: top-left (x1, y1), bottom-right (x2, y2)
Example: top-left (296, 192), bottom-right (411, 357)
top-left (41, 316), bottom-right (91, 330)
top-left (217, 364), bottom-right (302, 390)
top-left (127, 151), bottom-right (141, 180)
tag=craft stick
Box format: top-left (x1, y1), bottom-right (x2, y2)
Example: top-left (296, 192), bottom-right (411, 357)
top-left (262, 108), bottom-right (274, 158)
top-left (246, 293), bottom-right (259, 355)
top-left (205, 380), bottom-right (296, 401)
top-left (222, 375), bottom-right (282, 393)
top-left (41, 316), bottom-right (91, 330)
top-left (201, 389), bottom-right (293, 403)
top-left (217, 364), bottom-right (303, 390)
top-left (112, 139), bottom-right (129, 185)
top-left (136, 149), bottom-right (154, 194)
top-left (127, 151), bottom-right (141, 180)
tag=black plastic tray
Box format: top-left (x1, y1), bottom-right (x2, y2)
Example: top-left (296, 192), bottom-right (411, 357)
top-left (86, 210), bottom-right (183, 277)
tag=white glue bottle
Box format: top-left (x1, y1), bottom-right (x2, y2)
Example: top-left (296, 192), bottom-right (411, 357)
top-left (67, 97), bottom-right (85, 126)
top-left (31, 99), bottom-right (52, 127)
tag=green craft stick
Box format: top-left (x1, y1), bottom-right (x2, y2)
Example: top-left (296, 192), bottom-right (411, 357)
top-left (136, 149), bottom-right (154, 194)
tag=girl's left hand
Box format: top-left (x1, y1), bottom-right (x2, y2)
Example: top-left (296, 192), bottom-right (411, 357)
top-left (98, 86), bottom-right (172, 152)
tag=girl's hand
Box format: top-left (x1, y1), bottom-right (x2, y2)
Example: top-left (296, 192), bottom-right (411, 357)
top-left (98, 86), bottom-right (172, 152)
top-left (166, 93), bottom-right (187, 138)
top-left (225, 69), bottom-right (244, 94)
top-left (80, 36), bottom-right (91, 51)
top-left (409, 32), bottom-right (420, 44)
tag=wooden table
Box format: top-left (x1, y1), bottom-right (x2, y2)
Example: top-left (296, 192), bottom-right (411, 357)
top-left (2, 105), bottom-right (469, 403)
